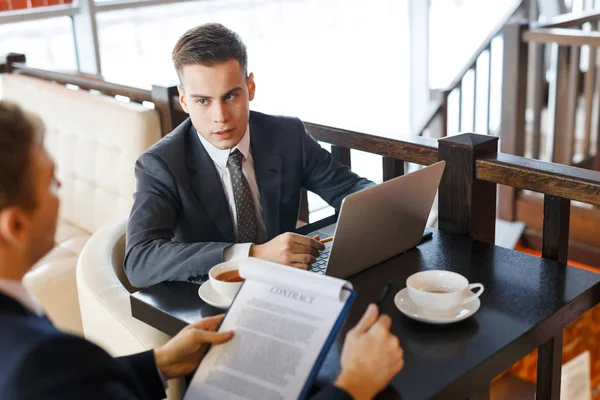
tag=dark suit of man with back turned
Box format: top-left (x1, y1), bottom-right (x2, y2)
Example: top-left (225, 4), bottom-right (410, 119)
top-left (124, 23), bottom-right (374, 288)
top-left (0, 101), bottom-right (404, 400)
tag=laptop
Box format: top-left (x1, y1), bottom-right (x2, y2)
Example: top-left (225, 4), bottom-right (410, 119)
top-left (301, 161), bottom-right (446, 279)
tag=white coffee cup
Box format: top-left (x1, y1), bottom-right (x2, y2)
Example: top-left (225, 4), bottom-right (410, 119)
top-left (406, 270), bottom-right (484, 314)
top-left (209, 261), bottom-right (244, 300)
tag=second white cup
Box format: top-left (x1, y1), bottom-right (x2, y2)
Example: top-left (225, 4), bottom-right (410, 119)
top-left (406, 270), bottom-right (484, 314)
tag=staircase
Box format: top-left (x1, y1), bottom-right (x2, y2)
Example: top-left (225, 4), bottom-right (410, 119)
top-left (417, 0), bottom-right (600, 269)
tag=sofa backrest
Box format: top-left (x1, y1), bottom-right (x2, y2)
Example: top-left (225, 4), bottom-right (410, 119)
top-left (2, 74), bottom-right (162, 233)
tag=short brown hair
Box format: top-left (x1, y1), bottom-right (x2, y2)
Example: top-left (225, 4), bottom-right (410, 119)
top-left (0, 101), bottom-right (44, 210)
top-left (172, 23), bottom-right (248, 82)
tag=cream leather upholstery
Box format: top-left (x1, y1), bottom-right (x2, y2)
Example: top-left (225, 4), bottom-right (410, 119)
top-left (77, 217), bottom-right (183, 400)
top-left (22, 220), bottom-right (89, 334)
top-left (2, 74), bottom-right (162, 335)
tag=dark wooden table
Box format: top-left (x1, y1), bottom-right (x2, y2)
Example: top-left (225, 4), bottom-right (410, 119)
top-left (131, 229), bottom-right (600, 399)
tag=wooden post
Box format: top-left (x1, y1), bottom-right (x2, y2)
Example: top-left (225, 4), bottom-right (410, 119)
top-left (565, 46), bottom-right (581, 165)
top-left (583, 24), bottom-right (598, 162)
top-left (331, 146), bottom-right (351, 167)
top-left (440, 92), bottom-right (449, 138)
top-left (548, 44), bottom-right (570, 164)
top-left (537, 333), bottom-right (564, 400)
top-left (382, 157), bottom-right (404, 181)
top-left (531, 43), bottom-right (545, 160)
top-left (499, 21), bottom-right (529, 221)
top-left (151, 85), bottom-right (180, 136)
top-left (542, 195), bottom-right (570, 263)
top-left (430, 89), bottom-right (449, 138)
top-left (0, 53), bottom-right (26, 74)
top-left (536, 194), bottom-right (570, 400)
top-left (438, 133), bottom-right (498, 244)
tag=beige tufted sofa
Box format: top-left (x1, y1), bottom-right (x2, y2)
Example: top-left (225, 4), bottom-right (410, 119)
top-left (1, 73), bottom-right (162, 335)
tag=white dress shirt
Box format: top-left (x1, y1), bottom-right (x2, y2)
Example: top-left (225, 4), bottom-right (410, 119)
top-left (0, 279), bottom-right (44, 316)
top-left (197, 125), bottom-right (267, 260)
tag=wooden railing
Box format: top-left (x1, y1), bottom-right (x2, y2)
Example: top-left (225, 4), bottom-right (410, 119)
top-left (498, 10), bottom-right (600, 228)
top-left (4, 53), bottom-right (600, 399)
top-left (5, 52), bottom-right (600, 233)
top-left (501, 8), bottom-right (600, 168)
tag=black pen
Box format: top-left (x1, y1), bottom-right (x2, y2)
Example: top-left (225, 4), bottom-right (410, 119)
top-left (376, 280), bottom-right (394, 310)
top-left (420, 231), bottom-right (433, 244)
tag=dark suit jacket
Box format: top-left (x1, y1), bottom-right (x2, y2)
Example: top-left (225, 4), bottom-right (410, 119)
top-left (125, 111), bottom-right (374, 287)
top-left (0, 292), bottom-right (351, 400)
top-left (0, 292), bottom-right (165, 400)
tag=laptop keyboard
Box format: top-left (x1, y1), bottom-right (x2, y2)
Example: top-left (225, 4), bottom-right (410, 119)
top-left (310, 248), bottom-right (330, 275)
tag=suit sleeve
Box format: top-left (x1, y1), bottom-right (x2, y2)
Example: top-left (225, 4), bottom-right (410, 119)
top-left (300, 121), bottom-right (375, 210)
top-left (6, 335), bottom-right (166, 400)
top-left (309, 385), bottom-right (354, 400)
top-left (114, 350), bottom-right (165, 400)
top-left (124, 152), bottom-right (231, 288)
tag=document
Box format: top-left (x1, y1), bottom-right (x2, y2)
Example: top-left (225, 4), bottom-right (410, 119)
top-left (184, 258), bottom-right (355, 400)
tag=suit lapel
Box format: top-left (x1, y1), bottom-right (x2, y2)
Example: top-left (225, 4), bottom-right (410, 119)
top-left (185, 127), bottom-right (236, 243)
top-left (250, 116), bottom-right (282, 241)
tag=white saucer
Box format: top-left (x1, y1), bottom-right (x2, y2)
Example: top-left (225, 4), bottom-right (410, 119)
top-left (198, 281), bottom-right (233, 309)
top-left (394, 288), bottom-right (480, 324)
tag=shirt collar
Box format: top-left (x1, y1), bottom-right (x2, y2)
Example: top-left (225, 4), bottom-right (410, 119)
top-left (0, 279), bottom-right (44, 316)
top-left (196, 125), bottom-right (251, 169)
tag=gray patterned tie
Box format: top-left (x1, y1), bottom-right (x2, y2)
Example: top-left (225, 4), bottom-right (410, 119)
top-left (227, 149), bottom-right (258, 243)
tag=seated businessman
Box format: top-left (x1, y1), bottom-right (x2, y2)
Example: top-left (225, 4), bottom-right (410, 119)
top-left (124, 23), bottom-right (374, 288)
top-left (0, 101), bottom-right (403, 400)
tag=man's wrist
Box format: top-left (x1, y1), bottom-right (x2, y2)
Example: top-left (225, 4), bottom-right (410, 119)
top-left (153, 348), bottom-right (172, 381)
top-left (249, 243), bottom-right (261, 258)
top-left (334, 370), bottom-right (375, 400)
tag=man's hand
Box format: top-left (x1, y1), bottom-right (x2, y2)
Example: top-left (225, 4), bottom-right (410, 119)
top-left (249, 232), bottom-right (325, 270)
top-left (334, 304), bottom-right (404, 400)
top-left (154, 314), bottom-right (233, 380)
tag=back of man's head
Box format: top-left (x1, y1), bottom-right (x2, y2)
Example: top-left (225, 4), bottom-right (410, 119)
top-left (171, 23), bottom-right (248, 83)
top-left (0, 101), bottom-right (43, 213)
top-left (0, 101), bottom-right (56, 278)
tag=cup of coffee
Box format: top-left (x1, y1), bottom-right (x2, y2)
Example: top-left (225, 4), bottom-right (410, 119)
top-left (209, 261), bottom-right (245, 300)
top-left (406, 270), bottom-right (484, 314)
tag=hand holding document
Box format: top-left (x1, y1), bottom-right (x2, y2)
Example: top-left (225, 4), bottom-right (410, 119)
top-left (184, 258), bottom-right (356, 400)
top-left (154, 314), bottom-right (233, 380)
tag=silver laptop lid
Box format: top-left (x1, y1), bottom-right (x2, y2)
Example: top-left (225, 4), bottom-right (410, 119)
top-left (326, 161), bottom-right (446, 279)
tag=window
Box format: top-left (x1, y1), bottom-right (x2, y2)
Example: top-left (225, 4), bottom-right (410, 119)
top-left (96, 0), bottom-right (409, 135)
top-left (0, 17), bottom-right (77, 70)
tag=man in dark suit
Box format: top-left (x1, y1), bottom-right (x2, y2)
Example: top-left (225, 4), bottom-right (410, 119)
top-left (125, 23), bottom-right (374, 288)
top-left (0, 101), bottom-right (403, 400)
